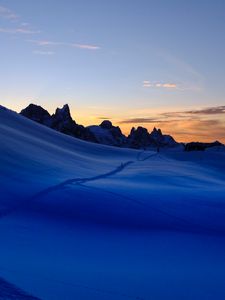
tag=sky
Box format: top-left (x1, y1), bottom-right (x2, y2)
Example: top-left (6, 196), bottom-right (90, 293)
top-left (0, 0), bottom-right (225, 142)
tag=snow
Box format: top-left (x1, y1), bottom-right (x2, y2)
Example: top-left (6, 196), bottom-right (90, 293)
top-left (1, 106), bottom-right (225, 299)
top-left (0, 277), bottom-right (39, 299)
top-left (88, 125), bottom-right (117, 145)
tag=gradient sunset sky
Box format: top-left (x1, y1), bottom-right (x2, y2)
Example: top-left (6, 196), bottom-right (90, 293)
top-left (1, 0), bottom-right (225, 142)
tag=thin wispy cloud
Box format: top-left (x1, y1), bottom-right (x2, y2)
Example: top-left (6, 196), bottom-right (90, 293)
top-left (185, 106), bottom-right (225, 115)
top-left (120, 117), bottom-right (159, 124)
top-left (21, 22), bottom-right (28, 26)
top-left (29, 40), bottom-right (61, 46)
top-left (0, 5), bottom-right (40, 36)
top-left (33, 50), bottom-right (55, 55)
top-left (72, 43), bottom-right (100, 50)
top-left (98, 116), bottom-right (111, 120)
top-left (0, 5), bottom-right (18, 21)
top-left (143, 81), bottom-right (152, 88)
top-left (143, 81), bottom-right (177, 89)
top-left (29, 39), bottom-right (101, 50)
top-left (0, 27), bottom-right (40, 34)
top-left (161, 106), bottom-right (225, 118)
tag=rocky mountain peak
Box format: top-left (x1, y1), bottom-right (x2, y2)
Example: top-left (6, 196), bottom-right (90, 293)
top-left (54, 104), bottom-right (72, 122)
top-left (127, 126), bottom-right (152, 149)
top-left (20, 103), bottom-right (51, 125)
top-left (100, 120), bottom-right (113, 129)
top-left (151, 127), bottom-right (162, 137)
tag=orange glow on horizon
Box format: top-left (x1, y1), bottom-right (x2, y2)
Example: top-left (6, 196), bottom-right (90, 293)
top-left (7, 104), bottom-right (225, 144)
top-left (72, 110), bottom-right (225, 144)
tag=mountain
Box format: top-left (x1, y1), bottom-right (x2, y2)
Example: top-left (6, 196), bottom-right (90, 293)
top-left (21, 103), bottom-right (97, 142)
top-left (127, 126), bottom-right (153, 149)
top-left (88, 120), bottom-right (127, 147)
top-left (127, 126), bottom-right (178, 149)
top-left (20, 103), bottom-right (179, 149)
top-left (20, 103), bottom-right (51, 126)
top-left (185, 141), bottom-right (224, 151)
top-left (20, 103), bottom-right (224, 151)
top-left (150, 127), bottom-right (178, 147)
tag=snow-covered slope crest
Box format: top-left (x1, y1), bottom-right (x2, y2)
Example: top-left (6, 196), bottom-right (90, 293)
top-left (1, 105), bottom-right (225, 232)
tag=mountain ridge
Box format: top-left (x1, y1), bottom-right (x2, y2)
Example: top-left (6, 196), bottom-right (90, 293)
top-left (19, 103), bottom-right (224, 151)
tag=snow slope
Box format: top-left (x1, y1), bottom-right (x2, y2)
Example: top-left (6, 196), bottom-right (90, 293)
top-left (1, 106), bottom-right (225, 299)
top-left (0, 277), bottom-right (40, 299)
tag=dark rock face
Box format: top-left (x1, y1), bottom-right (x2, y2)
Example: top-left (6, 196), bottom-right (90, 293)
top-left (127, 126), bottom-right (153, 149)
top-left (20, 104), bottom-right (96, 142)
top-left (100, 120), bottom-right (113, 129)
top-left (185, 141), bottom-right (223, 151)
top-left (150, 127), bottom-right (178, 147)
top-left (20, 103), bottom-right (51, 125)
top-left (110, 126), bottom-right (126, 146)
top-left (127, 126), bottom-right (178, 149)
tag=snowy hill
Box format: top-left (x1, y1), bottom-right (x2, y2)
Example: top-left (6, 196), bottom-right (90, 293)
top-left (1, 106), bottom-right (225, 300)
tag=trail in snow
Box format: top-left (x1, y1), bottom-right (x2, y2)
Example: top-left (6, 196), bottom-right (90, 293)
top-left (0, 160), bottom-right (135, 219)
top-left (136, 151), bottom-right (158, 161)
top-left (0, 151), bottom-right (157, 219)
top-left (32, 149), bottom-right (167, 200)
top-left (32, 150), bottom-right (159, 201)
top-left (1, 149), bottom-right (220, 234)
top-left (31, 160), bottom-right (134, 201)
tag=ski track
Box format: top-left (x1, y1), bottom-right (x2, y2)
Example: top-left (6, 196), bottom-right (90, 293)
top-left (31, 150), bottom-right (161, 201)
top-left (0, 155), bottom-right (139, 219)
top-left (29, 149), bottom-right (224, 235)
top-left (31, 160), bottom-right (134, 201)
top-left (0, 150), bottom-right (222, 234)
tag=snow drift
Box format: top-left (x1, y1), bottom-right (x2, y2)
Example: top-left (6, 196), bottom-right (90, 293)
top-left (1, 106), bottom-right (225, 299)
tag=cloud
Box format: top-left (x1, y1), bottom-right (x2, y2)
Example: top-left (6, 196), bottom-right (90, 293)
top-left (0, 6), bottom-right (40, 37)
top-left (143, 80), bottom-right (152, 88)
top-left (170, 119), bottom-right (225, 140)
top-left (98, 116), bottom-right (111, 120)
top-left (0, 27), bottom-right (40, 34)
top-left (29, 40), bottom-right (101, 50)
top-left (161, 106), bottom-right (225, 118)
top-left (162, 83), bottom-right (177, 88)
top-left (143, 81), bottom-right (177, 89)
top-left (29, 40), bottom-right (61, 46)
top-left (33, 50), bottom-right (54, 55)
top-left (21, 22), bottom-right (29, 27)
top-left (0, 5), bottom-right (18, 21)
top-left (120, 117), bottom-right (159, 124)
top-left (72, 43), bottom-right (100, 50)
top-left (185, 106), bottom-right (225, 115)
